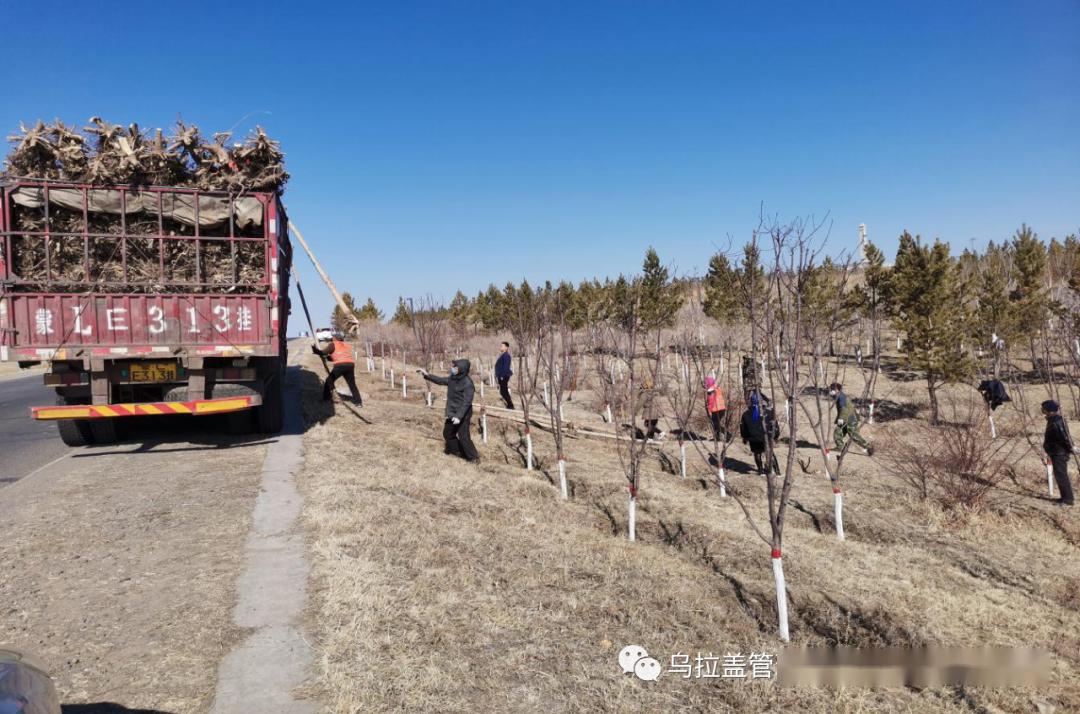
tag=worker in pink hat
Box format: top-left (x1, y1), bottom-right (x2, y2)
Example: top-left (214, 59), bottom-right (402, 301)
top-left (705, 375), bottom-right (727, 442)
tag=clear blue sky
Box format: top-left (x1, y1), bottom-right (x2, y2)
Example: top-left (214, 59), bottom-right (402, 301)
top-left (3, 1), bottom-right (1077, 331)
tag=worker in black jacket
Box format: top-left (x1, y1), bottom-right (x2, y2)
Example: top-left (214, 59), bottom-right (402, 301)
top-left (977, 379), bottom-right (1011, 411)
top-left (740, 391), bottom-right (780, 475)
top-left (1043, 400), bottom-right (1074, 507)
top-left (419, 359), bottom-right (479, 462)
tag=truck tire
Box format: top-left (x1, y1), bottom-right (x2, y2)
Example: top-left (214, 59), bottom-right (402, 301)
top-left (210, 384), bottom-right (258, 435)
top-left (89, 419), bottom-right (118, 445)
top-left (165, 383), bottom-right (258, 435)
top-left (57, 419), bottom-right (93, 447)
top-left (256, 368), bottom-right (284, 434)
top-left (227, 408), bottom-right (254, 435)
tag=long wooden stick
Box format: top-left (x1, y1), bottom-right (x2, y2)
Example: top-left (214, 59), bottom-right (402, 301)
top-left (287, 213), bottom-right (360, 330)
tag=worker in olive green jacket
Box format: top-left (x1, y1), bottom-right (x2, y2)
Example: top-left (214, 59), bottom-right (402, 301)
top-left (830, 382), bottom-right (873, 455)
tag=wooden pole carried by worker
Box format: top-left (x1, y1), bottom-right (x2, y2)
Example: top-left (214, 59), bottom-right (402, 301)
top-left (287, 214), bottom-right (361, 333)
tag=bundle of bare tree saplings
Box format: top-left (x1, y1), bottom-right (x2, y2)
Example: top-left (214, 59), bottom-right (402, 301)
top-left (3, 118), bottom-right (288, 293)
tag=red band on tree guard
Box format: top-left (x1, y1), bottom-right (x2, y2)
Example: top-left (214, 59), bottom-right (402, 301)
top-left (833, 487), bottom-right (842, 494)
top-left (629, 484), bottom-right (638, 498)
top-left (771, 549), bottom-right (782, 559)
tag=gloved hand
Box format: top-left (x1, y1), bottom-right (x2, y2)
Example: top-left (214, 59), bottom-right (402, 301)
top-left (835, 418), bottom-right (845, 427)
top-left (451, 417), bottom-right (461, 425)
top-left (417, 368), bottom-right (427, 375)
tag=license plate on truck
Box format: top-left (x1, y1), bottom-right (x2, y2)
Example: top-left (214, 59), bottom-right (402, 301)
top-left (130, 362), bottom-right (178, 383)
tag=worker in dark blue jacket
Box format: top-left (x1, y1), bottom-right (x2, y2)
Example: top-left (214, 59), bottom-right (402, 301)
top-left (495, 341), bottom-right (515, 409)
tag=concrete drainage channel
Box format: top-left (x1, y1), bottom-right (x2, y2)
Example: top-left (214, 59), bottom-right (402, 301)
top-left (211, 364), bottom-right (317, 714)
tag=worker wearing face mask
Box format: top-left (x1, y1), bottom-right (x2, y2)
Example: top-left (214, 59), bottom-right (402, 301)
top-left (418, 359), bottom-right (479, 462)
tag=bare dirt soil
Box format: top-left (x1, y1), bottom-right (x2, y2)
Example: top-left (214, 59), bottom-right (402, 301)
top-left (297, 348), bottom-right (1080, 713)
top-left (0, 425), bottom-right (269, 712)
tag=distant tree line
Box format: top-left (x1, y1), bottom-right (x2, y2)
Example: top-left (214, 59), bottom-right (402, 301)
top-left (333, 228), bottom-right (1080, 408)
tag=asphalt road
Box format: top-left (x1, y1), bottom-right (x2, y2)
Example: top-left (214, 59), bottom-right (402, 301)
top-left (0, 373), bottom-right (68, 483)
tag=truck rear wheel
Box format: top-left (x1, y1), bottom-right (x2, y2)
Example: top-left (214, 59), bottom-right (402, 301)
top-left (57, 419), bottom-right (93, 447)
top-left (89, 419), bottom-right (118, 445)
top-left (256, 368), bottom-right (284, 434)
top-left (209, 384), bottom-right (258, 436)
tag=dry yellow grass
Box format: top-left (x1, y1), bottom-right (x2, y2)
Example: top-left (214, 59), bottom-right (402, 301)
top-left (297, 350), bottom-right (1079, 713)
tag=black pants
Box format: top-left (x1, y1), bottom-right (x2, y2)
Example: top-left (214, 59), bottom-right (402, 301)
top-left (323, 363), bottom-right (361, 403)
top-left (1050, 450), bottom-right (1074, 505)
top-left (710, 410), bottom-right (726, 441)
top-left (443, 407), bottom-right (479, 461)
top-left (644, 419), bottom-right (662, 439)
top-left (497, 376), bottom-right (514, 409)
top-left (750, 444), bottom-right (780, 475)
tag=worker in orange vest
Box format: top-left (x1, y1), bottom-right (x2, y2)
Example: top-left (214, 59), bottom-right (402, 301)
top-left (313, 328), bottom-right (362, 405)
top-left (705, 375), bottom-right (727, 441)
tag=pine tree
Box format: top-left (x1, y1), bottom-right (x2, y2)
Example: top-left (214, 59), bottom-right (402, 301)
top-left (479, 284), bottom-right (506, 330)
top-left (702, 252), bottom-right (742, 324)
top-left (857, 242), bottom-right (891, 352)
top-left (802, 258), bottom-right (847, 322)
top-left (570, 279), bottom-right (596, 328)
top-left (975, 244), bottom-right (1011, 340)
top-left (472, 289), bottom-right (489, 329)
top-left (890, 231), bottom-right (974, 424)
top-left (448, 290), bottom-right (471, 339)
top-left (546, 280), bottom-right (584, 330)
top-left (355, 297), bottom-right (383, 323)
top-left (1064, 235), bottom-right (1080, 336)
top-left (330, 292), bottom-right (358, 332)
top-left (639, 247), bottom-right (681, 330)
top-left (738, 243), bottom-right (769, 337)
top-left (574, 279), bottom-right (611, 325)
top-left (1067, 235), bottom-right (1080, 294)
top-left (1010, 224), bottom-right (1049, 367)
top-left (1047, 237), bottom-right (1067, 288)
top-left (391, 297), bottom-right (412, 326)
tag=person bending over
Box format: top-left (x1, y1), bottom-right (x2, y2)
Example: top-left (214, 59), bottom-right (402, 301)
top-left (313, 329), bottom-right (362, 405)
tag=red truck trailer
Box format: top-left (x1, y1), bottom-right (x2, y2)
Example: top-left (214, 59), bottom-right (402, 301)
top-left (0, 179), bottom-right (291, 445)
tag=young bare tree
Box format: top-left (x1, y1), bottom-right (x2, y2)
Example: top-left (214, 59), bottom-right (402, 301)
top-left (540, 281), bottom-right (576, 499)
top-left (664, 288), bottom-right (735, 495)
top-left (503, 281), bottom-right (549, 470)
top-left (606, 276), bottom-right (664, 542)
top-left (409, 295), bottom-right (449, 408)
top-left (584, 282), bottom-right (620, 423)
top-left (855, 241), bottom-right (890, 419)
top-left (665, 320), bottom-right (704, 482)
top-left (749, 212), bottom-right (832, 641)
top-left (795, 255), bottom-right (870, 541)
